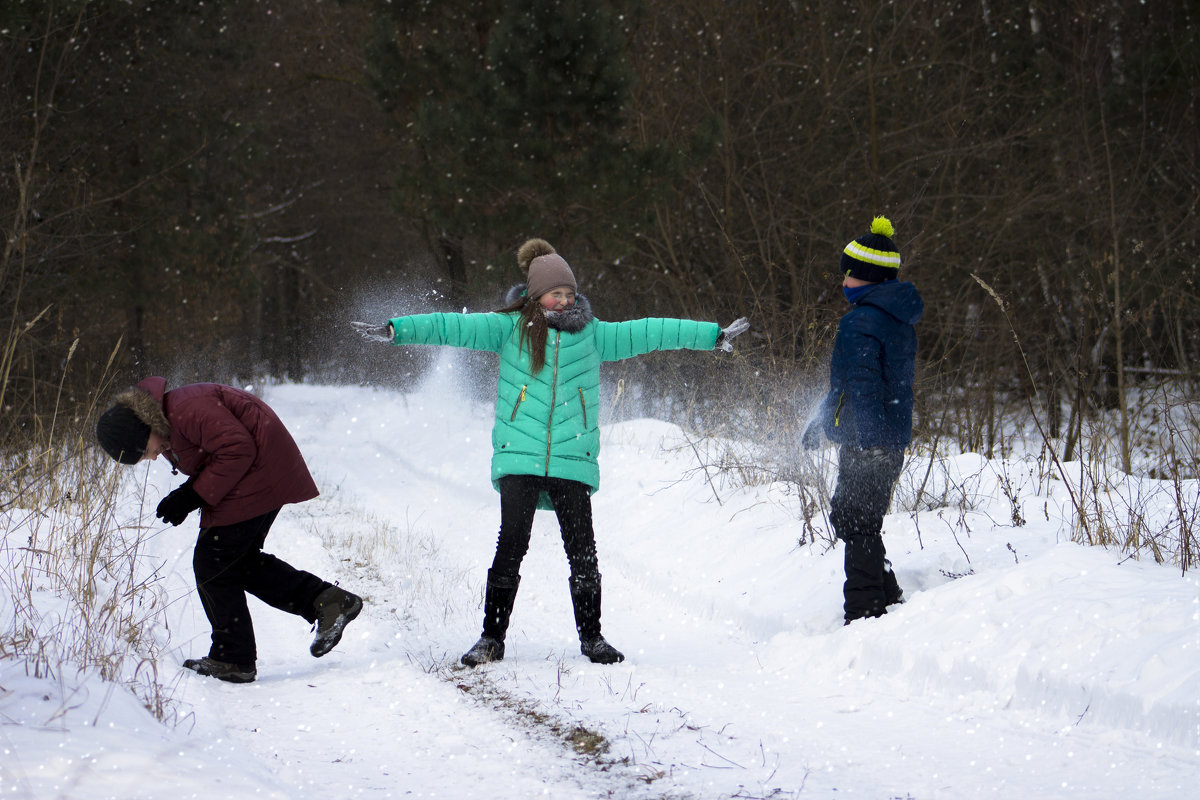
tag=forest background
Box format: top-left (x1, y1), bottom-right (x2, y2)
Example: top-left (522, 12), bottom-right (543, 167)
top-left (2, 0), bottom-right (1198, 500)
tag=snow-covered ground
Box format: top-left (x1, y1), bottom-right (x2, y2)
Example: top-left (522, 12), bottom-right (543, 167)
top-left (2, 360), bottom-right (1198, 799)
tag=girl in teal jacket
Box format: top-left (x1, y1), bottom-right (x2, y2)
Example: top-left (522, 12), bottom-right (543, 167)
top-left (354, 238), bottom-right (748, 666)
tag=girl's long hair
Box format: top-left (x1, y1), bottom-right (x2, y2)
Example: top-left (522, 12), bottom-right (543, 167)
top-left (496, 295), bottom-right (548, 375)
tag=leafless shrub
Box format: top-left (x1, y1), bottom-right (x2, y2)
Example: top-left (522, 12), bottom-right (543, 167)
top-left (1, 427), bottom-right (178, 723)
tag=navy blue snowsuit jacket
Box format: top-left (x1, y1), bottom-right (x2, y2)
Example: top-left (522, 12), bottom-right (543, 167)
top-left (817, 280), bottom-right (924, 450)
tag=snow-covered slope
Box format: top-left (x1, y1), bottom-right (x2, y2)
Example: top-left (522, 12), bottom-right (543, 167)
top-left (2, 369), bottom-right (1196, 799)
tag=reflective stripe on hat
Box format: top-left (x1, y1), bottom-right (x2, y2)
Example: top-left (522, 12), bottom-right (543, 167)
top-left (843, 241), bottom-right (901, 268)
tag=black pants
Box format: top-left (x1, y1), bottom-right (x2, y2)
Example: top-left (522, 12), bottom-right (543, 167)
top-left (192, 509), bottom-right (329, 664)
top-left (490, 475), bottom-right (600, 583)
top-left (829, 447), bottom-right (905, 621)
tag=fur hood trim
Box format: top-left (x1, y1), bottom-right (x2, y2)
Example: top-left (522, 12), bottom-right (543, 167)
top-left (111, 386), bottom-right (171, 439)
top-left (502, 283), bottom-right (594, 333)
top-left (545, 297), bottom-right (593, 333)
top-left (503, 282), bottom-right (527, 306)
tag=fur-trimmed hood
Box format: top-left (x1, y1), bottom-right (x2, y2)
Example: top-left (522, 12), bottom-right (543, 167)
top-left (502, 283), bottom-right (594, 333)
top-left (110, 378), bottom-right (172, 439)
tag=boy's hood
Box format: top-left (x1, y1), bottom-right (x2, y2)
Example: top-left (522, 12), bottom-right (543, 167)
top-left (858, 280), bottom-right (924, 325)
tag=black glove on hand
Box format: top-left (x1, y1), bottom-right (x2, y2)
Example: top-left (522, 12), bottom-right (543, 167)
top-left (156, 480), bottom-right (203, 526)
top-left (350, 321), bottom-right (393, 343)
top-left (715, 317), bottom-right (750, 352)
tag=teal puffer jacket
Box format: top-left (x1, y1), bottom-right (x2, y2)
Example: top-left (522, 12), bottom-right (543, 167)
top-left (388, 296), bottom-right (719, 506)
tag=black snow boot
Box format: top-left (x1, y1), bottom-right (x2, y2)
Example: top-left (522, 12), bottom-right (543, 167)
top-left (183, 656), bottom-right (257, 684)
top-left (461, 636), bottom-right (505, 667)
top-left (883, 558), bottom-right (905, 607)
top-left (580, 636), bottom-right (625, 664)
top-left (842, 534), bottom-right (889, 624)
top-left (570, 574), bottom-right (625, 664)
top-left (462, 570), bottom-right (520, 667)
top-left (311, 584), bottom-right (364, 657)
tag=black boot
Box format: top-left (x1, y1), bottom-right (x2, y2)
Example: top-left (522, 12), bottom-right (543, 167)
top-left (310, 584), bottom-right (364, 657)
top-left (570, 574), bottom-right (624, 664)
top-left (183, 656), bottom-right (257, 683)
top-left (883, 558), bottom-right (905, 607)
top-left (843, 534), bottom-right (888, 623)
top-left (462, 570), bottom-right (520, 667)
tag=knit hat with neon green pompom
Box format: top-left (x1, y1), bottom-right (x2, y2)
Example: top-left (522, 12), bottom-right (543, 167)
top-left (840, 216), bottom-right (901, 283)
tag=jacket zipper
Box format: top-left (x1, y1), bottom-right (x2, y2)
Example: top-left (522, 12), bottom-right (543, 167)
top-left (833, 392), bottom-right (846, 428)
top-left (578, 387), bottom-right (587, 429)
top-left (510, 385), bottom-right (527, 421)
top-left (545, 333), bottom-right (561, 473)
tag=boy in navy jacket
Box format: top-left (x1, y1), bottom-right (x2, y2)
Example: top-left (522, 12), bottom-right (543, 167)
top-left (804, 217), bottom-right (924, 623)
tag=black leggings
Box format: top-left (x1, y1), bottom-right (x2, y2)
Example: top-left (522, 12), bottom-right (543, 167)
top-left (192, 509), bottom-right (329, 664)
top-left (490, 475), bottom-right (600, 584)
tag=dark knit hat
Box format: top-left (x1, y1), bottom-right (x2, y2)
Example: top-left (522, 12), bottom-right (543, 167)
top-left (840, 216), bottom-right (902, 283)
top-left (96, 404), bottom-right (150, 464)
top-left (518, 238), bottom-right (577, 300)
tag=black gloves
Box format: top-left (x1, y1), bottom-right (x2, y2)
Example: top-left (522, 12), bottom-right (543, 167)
top-left (156, 480), bottom-right (204, 526)
top-left (350, 321), bottom-right (393, 343)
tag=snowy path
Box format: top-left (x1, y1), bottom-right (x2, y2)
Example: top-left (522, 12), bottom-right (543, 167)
top-left (143, 382), bottom-right (1200, 799)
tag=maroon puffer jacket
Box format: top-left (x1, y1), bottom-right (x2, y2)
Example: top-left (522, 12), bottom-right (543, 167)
top-left (136, 377), bottom-right (318, 527)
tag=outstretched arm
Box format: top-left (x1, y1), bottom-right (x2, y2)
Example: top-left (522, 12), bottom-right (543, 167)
top-left (594, 316), bottom-right (748, 361)
top-left (350, 313), bottom-right (513, 353)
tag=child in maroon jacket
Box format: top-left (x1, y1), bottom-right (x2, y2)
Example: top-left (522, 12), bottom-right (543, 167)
top-left (96, 376), bottom-right (363, 683)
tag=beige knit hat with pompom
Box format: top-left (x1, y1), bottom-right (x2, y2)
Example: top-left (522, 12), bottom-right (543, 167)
top-left (517, 238), bottom-right (576, 300)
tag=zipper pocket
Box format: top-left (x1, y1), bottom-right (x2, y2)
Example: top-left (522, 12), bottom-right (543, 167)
top-left (510, 385), bottom-right (527, 421)
top-left (833, 392), bottom-right (846, 427)
top-left (578, 387), bottom-right (588, 429)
